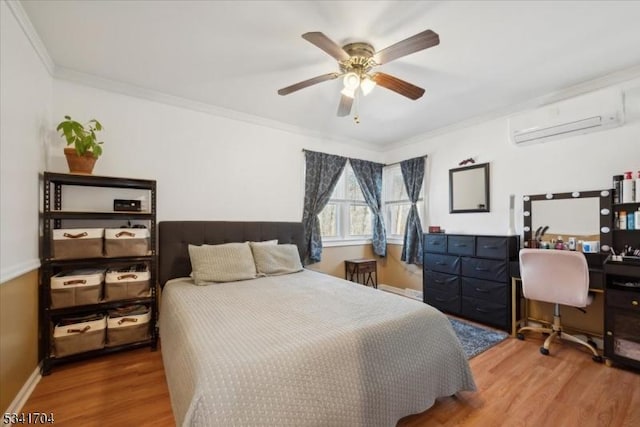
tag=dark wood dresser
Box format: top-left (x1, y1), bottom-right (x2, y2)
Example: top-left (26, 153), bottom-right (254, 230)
top-left (423, 233), bottom-right (519, 332)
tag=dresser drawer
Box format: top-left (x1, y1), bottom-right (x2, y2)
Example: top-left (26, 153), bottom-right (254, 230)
top-left (607, 289), bottom-right (640, 312)
top-left (424, 234), bottom-right (447, 253)
top-left (476, 237), bottom-right (509, 259)
top-left (425, 271), bottom-right (460, 294)
top-left (461, 277), bottom-right (507, 303)
top-left (425, 288), bottom-right (461, 314)
top-left (447, 235), bottom-right (475, 256)
top-left (461, 257), bottom-right (508, 282)
top-left (424, 254), bottom-right (460, 275)
top-left (462, 296), bottom-right (508, 330)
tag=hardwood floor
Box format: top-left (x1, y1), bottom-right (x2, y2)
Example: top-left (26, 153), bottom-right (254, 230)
top-left (22, 336), bottom-right (640, 426)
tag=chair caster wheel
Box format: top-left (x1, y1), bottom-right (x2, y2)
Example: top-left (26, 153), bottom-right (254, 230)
top-left (540, 347), bottom-right (549, 356)
top-left (517, 333), bottom-right (525, 340)
top-left (587, 340), bottom-right (598, 350)
top-left (592, 355), bottom-right (603, 363)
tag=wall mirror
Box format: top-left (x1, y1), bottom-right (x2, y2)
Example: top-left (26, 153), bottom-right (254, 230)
top-left (522, 190), bottom-right (612, 253)
top-left (449, 162), bottom-right (490, 213)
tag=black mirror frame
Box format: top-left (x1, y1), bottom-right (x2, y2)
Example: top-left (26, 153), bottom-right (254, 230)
top-left (522, 189), bottom-right (613, 254)
top-left (449, 162), bottom-right (490, 213)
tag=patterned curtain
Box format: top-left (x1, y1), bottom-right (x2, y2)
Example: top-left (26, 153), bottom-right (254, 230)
top-left (400, 156), bottom-right (426, 264)
top-left (302, 150), bottom-right (347, 264)
top-left (349, 158), bottom-right (386, 257)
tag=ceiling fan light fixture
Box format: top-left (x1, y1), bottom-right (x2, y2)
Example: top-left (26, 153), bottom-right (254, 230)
top-left (343, 72), bottom-right (360, 90)
top-left (360, 76), bottom-right (376, 96)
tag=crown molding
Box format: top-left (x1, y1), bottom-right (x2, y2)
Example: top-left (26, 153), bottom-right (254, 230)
top-left (53, 67), bottom-right (382, 152)
top-left (4, 0), bottom-right (55, 76)
top-left (385, 64), bottom-right (640, 152)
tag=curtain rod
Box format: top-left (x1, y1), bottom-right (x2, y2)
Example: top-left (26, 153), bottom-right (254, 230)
top-left (302, 149), bottom-right (427, 167)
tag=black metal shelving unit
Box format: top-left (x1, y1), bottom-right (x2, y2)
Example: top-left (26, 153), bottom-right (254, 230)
top-left (40, 172), bottom-right (158, 375)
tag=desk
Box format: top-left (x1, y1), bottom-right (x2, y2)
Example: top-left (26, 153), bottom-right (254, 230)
top-left (345, 259), bottom-right (377, 288)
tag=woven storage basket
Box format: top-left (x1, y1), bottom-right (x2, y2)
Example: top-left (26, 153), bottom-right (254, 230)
top-left (104, 265), bottom-right (150, 301)
top-left (106, 305), bottom-right (150, 347)
top-left (50, 269), bottom-right (104, 308)
top-left (104, 228), bottom-right (150, 257)
top-left (52, 228), bottom-right (103, 259)
top-left (53, 314), bottom-right (106, 357)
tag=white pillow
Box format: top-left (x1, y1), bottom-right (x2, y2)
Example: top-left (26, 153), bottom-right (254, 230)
top-left (188, 242), bottom-right (257, 285)
top-left (249, 239), bottom-right (278, 247)
top-left (252, 244), bottom-right (303, 276)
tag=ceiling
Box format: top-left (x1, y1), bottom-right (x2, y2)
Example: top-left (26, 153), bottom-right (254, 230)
top-left (20, 0), bottom-right (640, 148)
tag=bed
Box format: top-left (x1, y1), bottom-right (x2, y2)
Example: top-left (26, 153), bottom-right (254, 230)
top-left (158, 221), bottom-right (476, 426)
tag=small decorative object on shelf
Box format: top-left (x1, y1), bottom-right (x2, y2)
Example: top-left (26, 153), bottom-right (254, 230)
top-left (56, 115), bottom-right (104, 174)
top-left (40, 172), bottom-right (158, 375)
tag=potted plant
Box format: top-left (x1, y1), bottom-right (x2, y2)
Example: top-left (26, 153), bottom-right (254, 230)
top-left (56, 115), bottom-right (104, 174)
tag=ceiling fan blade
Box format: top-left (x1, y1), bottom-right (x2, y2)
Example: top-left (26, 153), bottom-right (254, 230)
top-left (277, 73), bottom-right (339, 96)
top-left (337, 94), bottom-right (353, 117)
top-left (372, 72), bottom-right (425, 100)
top-left (302, 32), bottom-right (351, 62)
top-left (374, 30), bottom-right (440, 65)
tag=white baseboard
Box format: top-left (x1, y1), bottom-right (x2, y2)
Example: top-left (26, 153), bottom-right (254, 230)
top-left (378, 284), bottom-right (405, 295)
top-left (2, 364), bottom-right (41, 425)
top-left (378, 284), bottom-right (423, 301)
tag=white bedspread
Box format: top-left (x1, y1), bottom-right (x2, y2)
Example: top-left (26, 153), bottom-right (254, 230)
top-left (160, 269), bottom-right (475, 427)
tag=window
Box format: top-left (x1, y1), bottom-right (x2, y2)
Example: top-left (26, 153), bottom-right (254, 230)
top-left (318, 163), bottom-right (373, 241)
top-left (383, 164), bottom-right (424, 239)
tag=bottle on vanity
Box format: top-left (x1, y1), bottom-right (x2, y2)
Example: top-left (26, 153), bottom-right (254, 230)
top-left (622, 171), bottom-right (635, 203)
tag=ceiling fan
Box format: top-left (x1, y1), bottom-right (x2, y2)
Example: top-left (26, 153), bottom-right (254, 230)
top-left (277, 30), bottom-right (440, 118)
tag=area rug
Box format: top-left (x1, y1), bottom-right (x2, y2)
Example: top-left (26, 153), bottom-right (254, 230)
top-left (449, 317), bottom-right (509, 359)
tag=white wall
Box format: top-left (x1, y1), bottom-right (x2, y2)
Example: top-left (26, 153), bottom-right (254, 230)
top-left (385, 78), bottom-right (640, 236)
top-left (0, 1), bottom-right (51, 282)
top-left (50, 80), bottom-right (383, 222)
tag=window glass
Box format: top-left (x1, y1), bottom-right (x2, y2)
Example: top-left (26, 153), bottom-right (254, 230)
top-left (383, 163), bottom-right (425, 238)
top-left (349, 205), bottom-right (372, 236)
top-left (318, 203), bottom-right (338, 237)
top-left (319, 162), bottom-right (372, 241)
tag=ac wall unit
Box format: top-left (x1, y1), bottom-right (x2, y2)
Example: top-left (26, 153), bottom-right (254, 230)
top-left (509, 89), bottom-right (624, 146)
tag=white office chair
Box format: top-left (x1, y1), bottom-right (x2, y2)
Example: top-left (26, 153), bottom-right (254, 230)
top-left (517, 249), bottom-right (602, 362)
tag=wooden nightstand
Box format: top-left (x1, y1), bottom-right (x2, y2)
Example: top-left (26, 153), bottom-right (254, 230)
top-left (345, 259), bottom-right (377, 288)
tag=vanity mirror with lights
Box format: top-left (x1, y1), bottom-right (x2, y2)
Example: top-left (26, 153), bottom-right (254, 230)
top-left (522, 189), bottom-right (613, 256)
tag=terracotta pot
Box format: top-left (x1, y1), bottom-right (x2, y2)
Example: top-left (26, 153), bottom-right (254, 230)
top-left (64, 147), bottom-right (98, 175)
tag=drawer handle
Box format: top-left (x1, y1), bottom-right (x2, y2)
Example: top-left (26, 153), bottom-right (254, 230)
top-left (475, 267), bottom-right (489, 271)
top-left (475, 307), bottom-right (491, 313)
top-left (454, 243), bottom-right (467, 247)
top-left (633, 300), bottom-right (639, 306)
top-left (434, 279), bottom-right (444, 284)
top-left (431, 242), bottom-right (441, 245)
top-left (482, 245), bottom-right (498, 249)
top-left (435, 261), bottom-right (446, 266)
top-left (117, 274), bottom-right (138, 280)
top-left (475, 287), bottom-right (490, 293)
top-left (115, 231), bottom-right (136, 238)
top-left (63, 232), bottom-right (88, 239)
top-left (607, 331), bottom-right (613, 336)
top-left (435, 297), bottom-right (447, 302)
top-left (63, 279), bottom-right (86, 286)
top-left (67, 325), bottom-right (91, 334)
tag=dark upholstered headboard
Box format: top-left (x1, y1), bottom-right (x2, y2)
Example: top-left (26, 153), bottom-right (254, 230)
top-left (158, 221), bottom-right (304, 286)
